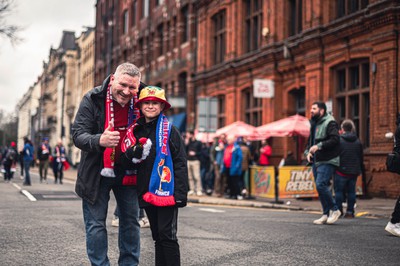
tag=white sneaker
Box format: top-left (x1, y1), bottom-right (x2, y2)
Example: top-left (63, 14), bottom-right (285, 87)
top-left (196, 191), bottom-right (203, 196)
top-left (111, 217), bottom-right (119, 227)
top-left (139, 217), bottom-right (150, 228)
top-left (188, 190), bottom-right (194, 196)
top-left (327, 210), bottom-right (341, 224)
top-left (385, 222), bottom-right (400, 237)
top-left (313, 215), bottom-right (328, 225)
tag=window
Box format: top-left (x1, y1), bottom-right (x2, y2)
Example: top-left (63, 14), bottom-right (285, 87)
top-left (180, 5), bottom-right (189, 44)
top-left (337, 0), bottom-right (369, 18)
top-left (242, 88), bottom-right (262, 126)
top-left (178, 72), bottom-right (187, 95)
top-left (212, 10), bottom-right (226, 65)
top-left (157, 23), bottom-right (164, 57)
top-left (131, 1), bottom-right (137, 27)
top-left (244, 0), bottom-right (263, 53)
top-left (156, 0), bottom-right (164, 6)
top-left (217, 96), bottom-right (226, 128)
top-left (288, 0), bottom-right (302, 36)
top-left (289, 87), bottom-right (306, 115)
top-left (334, 60), bottom-right (370, 147)
top-left (142, 0), bottom-right (149, 18)
top-left (122, 10), bottom-right (129, 34)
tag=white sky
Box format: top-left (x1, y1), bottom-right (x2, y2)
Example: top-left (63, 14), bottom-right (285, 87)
top-left (0, 0), bottom-right (95, 115)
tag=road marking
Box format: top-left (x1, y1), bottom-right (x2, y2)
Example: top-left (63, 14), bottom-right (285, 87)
top-left (11, 183), bottom-right (37, 201)
top-left (199, 208), bottom-right (226, 213)
top-left (21, 189), bottom-right (37, 201)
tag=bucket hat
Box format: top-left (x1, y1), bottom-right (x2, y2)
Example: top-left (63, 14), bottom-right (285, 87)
top-left (135, 86), bottom-right (171, 110)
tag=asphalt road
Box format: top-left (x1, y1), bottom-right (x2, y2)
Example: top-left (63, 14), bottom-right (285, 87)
top-left (1, 172), bottom-right (399, 266)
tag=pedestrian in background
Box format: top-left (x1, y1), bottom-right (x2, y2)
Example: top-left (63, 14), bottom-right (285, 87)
top-left (305, 101), bottom-right (341, 225)
top-left (72, 62), bottom-right (143, 265)
top-left (22, 137), bottom-right (34, 186)
top-left (334, 119), bottom-right (364, 218)
top-left (52, 139), bottom-right (66, 184)
top-left (37, 137), bottom-right (51, 183)
top-left (2, 141), bottom-right (18, 182)
top-left (211, 134), bottom-right (227, 197)
top-left (186, 131), bottom-right (203, 196)
top-left (223, 134), bottom-right (243, 200)
top-left (238, 137), bottom-right (251, 198)
top-left (258, 139), bottom-right (272, 166)
top-left (120, 86), bottom-right (188, 265)
top-left (199, 141), bottom-right (212, 195)
top-left (385, 114), bottom-right (400, 237)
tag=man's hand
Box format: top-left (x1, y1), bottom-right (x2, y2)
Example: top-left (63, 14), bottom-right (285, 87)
top-left (307, 145), bottom-right (319, 163)
top-left (99, 120), bottom-right (120, 148)
top-left (309, 145), bottom-right (319, 154)
top-left (307, 152), bottom-right (313, 163)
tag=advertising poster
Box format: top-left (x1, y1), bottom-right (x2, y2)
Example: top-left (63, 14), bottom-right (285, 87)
top-left (250, 166), bottom-right (363, 199)
top-left (250, 166), bottom-right (275, 198)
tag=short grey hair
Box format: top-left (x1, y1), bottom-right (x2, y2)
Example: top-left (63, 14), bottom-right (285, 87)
top-left (114, 63), bottom-right (141, 79)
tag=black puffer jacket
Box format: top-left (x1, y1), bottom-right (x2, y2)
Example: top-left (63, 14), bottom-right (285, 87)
top-left (337, 132), bottom-right (364, 176)
top-left (72, 75), bottom-right (145, 205)
top-left (121, 116), bottom-right (189, 208)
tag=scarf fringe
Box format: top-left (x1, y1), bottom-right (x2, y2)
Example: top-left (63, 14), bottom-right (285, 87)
top-left (100, 168), bottom-right (115, 177)
top-left (143, 192), bottom-right (176, 207)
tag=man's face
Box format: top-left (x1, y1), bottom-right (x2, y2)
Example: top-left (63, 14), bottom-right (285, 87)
top-left (140, 100), bottom-right (164, 121)
top-left (110, 73), bottom-right (140, 106)
top-left (310, 104), bottom-right (324, 120)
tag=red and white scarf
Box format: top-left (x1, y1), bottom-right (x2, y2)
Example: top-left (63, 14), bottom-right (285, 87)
top-left (101, 85), bottom-right (140, 177)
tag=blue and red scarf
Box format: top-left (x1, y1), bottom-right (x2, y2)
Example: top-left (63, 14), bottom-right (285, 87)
top-left (142, 114), bottom-right (176, 206)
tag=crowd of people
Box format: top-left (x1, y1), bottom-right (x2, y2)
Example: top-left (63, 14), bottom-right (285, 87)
top-left (1, 136), bottom-right (68, 185)
top-left (182, 131), bottom-right (276, 200)
top-left (2, 62), bottom-right (399, 266)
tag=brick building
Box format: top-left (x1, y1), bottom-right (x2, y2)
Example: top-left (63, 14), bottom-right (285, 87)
top-left (94, 0), bottom-right (400, 197)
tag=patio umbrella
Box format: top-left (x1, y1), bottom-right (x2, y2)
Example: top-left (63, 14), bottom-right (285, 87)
top-left (215, 121), bottom-right (259, 138)
top-left (256, 114), bottom-right (310, 139)
top-left (195, 131), bottom-right (217, 143)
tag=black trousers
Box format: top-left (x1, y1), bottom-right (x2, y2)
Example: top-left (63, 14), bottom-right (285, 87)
top-left (145, 206), bottom-right (180, 266)
top-left (391, 195), bottom-right (400, 224)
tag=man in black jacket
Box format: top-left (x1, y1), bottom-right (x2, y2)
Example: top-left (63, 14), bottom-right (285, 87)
top-left (72, 63), bottom-right (144, 265)
top-left (334, 119), bottom-right (363, 218)
top-left (305, 101), bottom-right (341, 225)
top-left (121, 86), bottom-right (188, 265)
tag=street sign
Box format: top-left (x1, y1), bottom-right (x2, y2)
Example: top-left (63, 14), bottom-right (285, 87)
top-left (253, 79), bottom-right (274, 98)
top-left (197, 97), bottom-right (218, 132)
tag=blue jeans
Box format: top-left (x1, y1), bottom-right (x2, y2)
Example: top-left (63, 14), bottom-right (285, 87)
top-left (334, 174), bottom-right (357, 215)
top-left (82, 177), bottom-right (140, 266)
top-left (313, 164), bottom-right (338, 215)
top-left (23, 160), bottom-right (32, 185)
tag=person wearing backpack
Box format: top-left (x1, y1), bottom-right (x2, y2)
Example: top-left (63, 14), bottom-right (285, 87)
top-left (2, 141), bottom-right (17, 182)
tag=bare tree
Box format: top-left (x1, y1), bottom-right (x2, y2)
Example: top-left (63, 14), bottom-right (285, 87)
top-left (0, 0), bottom-right (22, 45)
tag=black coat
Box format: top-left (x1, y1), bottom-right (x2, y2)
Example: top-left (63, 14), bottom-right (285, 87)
top-left (337, 132), bottom-right (364, 176)
top-left (121, 116), bottom-right (189, 208)
top-left (72, 75), bottom-right (146, 204)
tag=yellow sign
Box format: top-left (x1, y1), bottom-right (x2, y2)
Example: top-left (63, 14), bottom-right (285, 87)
top-left (250, 166), bottom-right (275, 198)
top-left (278, 166), bottom-right (318, 198)
top-left (250, 166), bottom-right (363, 199)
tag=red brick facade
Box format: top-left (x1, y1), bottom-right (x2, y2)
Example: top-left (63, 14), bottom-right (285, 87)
top-left (94, 0), bottom-right (400, 197)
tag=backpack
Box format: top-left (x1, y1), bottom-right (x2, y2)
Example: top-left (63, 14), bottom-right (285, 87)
top-left (6, 149), bottom-right (17, 161)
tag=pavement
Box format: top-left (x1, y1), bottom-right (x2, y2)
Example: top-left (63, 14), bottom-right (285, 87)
top-left (25, 166), bottom-right (396, 219)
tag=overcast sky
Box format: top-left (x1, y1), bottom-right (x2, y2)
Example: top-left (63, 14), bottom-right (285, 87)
top-left (0, 0), bottom-right (95, 115)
